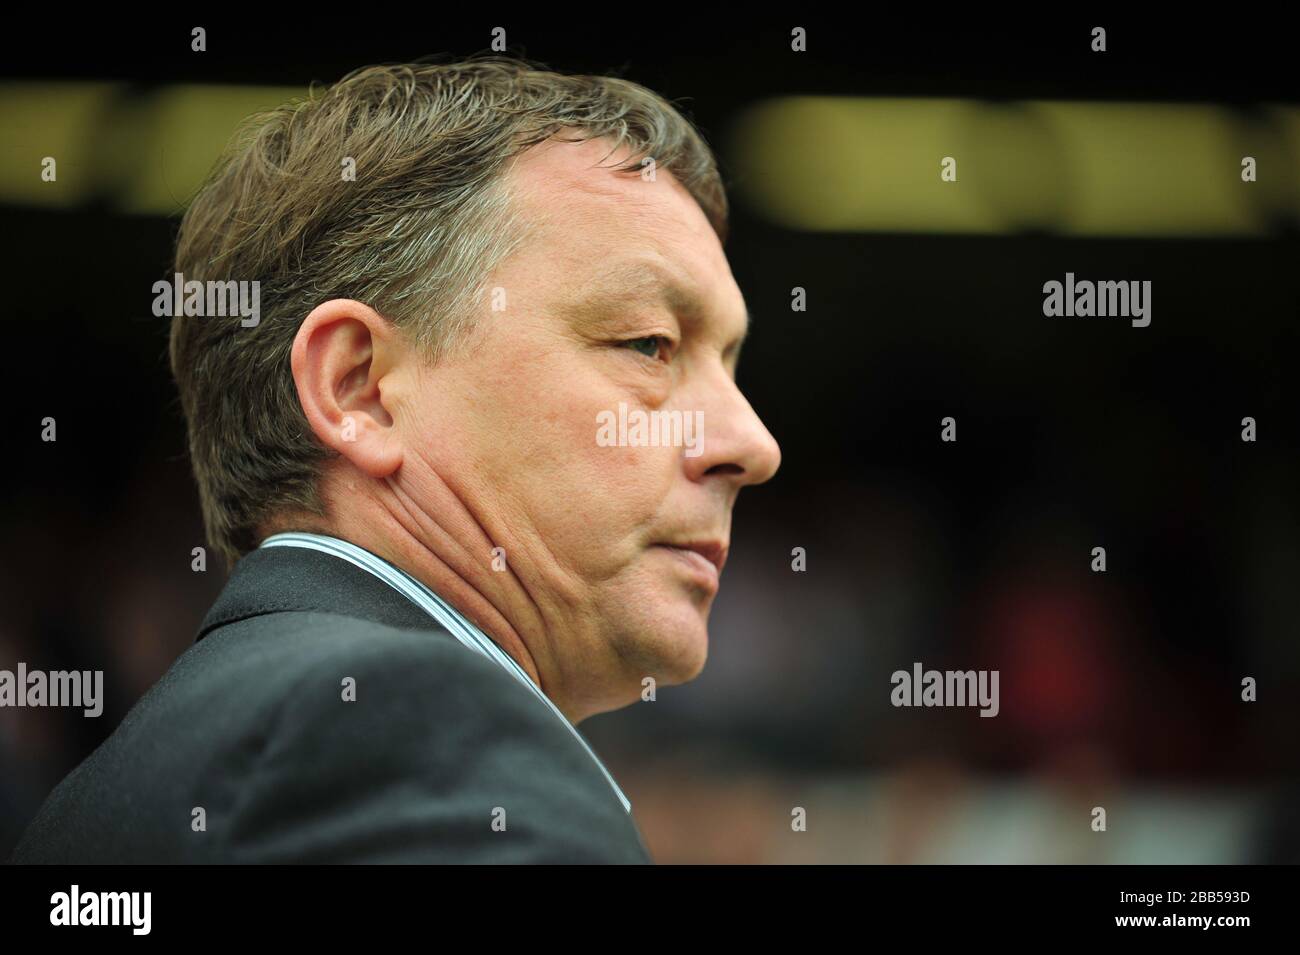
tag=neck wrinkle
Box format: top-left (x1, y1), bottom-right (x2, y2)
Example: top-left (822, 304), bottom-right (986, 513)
top-left (324, 474), bottom-right (571, 714)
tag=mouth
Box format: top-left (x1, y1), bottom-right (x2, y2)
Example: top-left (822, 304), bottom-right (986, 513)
top-left (652, 540), bottom-right (728, 592)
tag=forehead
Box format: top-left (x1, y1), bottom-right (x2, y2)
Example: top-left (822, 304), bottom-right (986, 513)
top-left (507, 135), bottom-right (706, 234)
top-left (499, 135), bottom-right (743, 332)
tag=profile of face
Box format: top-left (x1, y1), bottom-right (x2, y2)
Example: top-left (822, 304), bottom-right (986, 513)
top-left (294, 136), bottom-right (780, 723)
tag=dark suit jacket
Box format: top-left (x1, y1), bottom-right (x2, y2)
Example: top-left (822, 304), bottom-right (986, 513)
top-left (8, 544), bottom-right (652, 863)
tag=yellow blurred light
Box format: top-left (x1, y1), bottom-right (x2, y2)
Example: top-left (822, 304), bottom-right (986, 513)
top-left (727, 97), bottom-right (1300, 236)
top-left (0, 83), bottom-right (304, 214)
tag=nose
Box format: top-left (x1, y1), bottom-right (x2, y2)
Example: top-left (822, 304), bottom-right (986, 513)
top-left (682, 372), bottom-right (781, 488)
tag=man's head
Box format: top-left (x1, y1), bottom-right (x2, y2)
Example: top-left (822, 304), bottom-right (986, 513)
top-left (171, 58), bottom-right (780, 721)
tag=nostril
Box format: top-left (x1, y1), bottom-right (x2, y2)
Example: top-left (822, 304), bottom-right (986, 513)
top-left (704, 463), bottom-right (744, 477)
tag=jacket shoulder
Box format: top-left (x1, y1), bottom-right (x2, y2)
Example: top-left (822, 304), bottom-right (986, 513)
top-left (217, 613), bottom-right (648, 862)
top-left (10, 611), bottom-right (649, 864)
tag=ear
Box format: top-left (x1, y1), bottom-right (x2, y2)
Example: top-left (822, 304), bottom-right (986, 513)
top-left (290, 298), bottom-right (404, 478)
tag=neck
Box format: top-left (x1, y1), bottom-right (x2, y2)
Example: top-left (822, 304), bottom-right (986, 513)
top-left (304, 469), bottom-right (587, 720)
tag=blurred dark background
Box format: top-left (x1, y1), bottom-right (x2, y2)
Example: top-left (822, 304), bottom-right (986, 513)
top-left (2, 18), bottom-right (1297, 862)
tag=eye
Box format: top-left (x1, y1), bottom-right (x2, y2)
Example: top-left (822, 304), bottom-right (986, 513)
top-left (621, 335), bottom-right (669, 361)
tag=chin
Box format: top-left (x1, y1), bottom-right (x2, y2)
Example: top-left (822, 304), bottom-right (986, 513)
top-left (602, 569), bottom-right (716, 690)
top-left (639, 603), bottom-right (712, 686)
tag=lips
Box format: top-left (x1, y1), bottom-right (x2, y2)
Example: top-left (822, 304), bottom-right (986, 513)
top-left (653, 539), bottom-right (728, 587)
top-left (671, 540), bottom-right (727, 574)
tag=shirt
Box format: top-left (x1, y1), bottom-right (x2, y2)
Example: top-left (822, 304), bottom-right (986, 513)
top-left (258, 531), bottom-right (632, 814)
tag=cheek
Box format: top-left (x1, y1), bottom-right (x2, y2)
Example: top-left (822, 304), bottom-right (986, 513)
top-left (491, 385), bottom-right (680, 564)
top-left (427, 334), bottom-right (680, 570)
top-left (526, 396), bottom-right (673, 544)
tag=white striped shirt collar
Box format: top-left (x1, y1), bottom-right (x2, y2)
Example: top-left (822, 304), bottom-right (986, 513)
top-left (258, 531), bottom-right (632, 814)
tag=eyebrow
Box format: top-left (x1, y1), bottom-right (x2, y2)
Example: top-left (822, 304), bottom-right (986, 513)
top-left (565, 259), bottom-right (750, 353)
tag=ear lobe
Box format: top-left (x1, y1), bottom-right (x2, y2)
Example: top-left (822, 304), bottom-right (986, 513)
top-left (291, 298), bottom-right (404, 479)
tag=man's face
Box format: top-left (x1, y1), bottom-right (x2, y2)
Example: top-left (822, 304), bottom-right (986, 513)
top-left (393, 136), bottom-right (780, 719)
